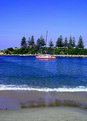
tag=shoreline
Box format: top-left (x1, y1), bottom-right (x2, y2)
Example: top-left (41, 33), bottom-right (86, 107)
top-left (0, 54), bottom-right (87, 58)
top-left (0, 90), bottom-right (87, 110)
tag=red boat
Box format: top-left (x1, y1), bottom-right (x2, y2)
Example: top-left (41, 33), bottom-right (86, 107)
top-left (36, 54), bottom-right (56, 60)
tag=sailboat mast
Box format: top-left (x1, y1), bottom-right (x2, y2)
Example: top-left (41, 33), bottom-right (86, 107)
top-left (46, 31), bottom-right (48, 47)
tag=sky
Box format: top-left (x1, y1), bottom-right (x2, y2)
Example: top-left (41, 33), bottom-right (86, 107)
top-left (0, 0), bottom-right (87, 49)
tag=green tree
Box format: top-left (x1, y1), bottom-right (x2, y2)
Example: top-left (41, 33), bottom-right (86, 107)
top-left (64, 37), bottom-right (68, 48)
top-left (28, 35), bottom-right (35, 48)
top-left (77, 36), bottom-right (84, 48)
top-left (36, 35), bottom-right (46, 49)
top-left (7, 47), bottom-right (14, 51)
top-left (56, 35), bottom-right (63, 47)
top-left (4, 49), bottom-right (11, 54)
top-left (49, 40), bottom-right (54, 48)
top-left (68, 36), bottom-right (73, 48)
top-left (72, 37), bottom-right (76, 48)
top-left (21, 37), bottom-right (27, 49)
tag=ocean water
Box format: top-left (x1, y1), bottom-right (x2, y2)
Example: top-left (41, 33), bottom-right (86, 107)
top-left (0, 56), bottom-right (87, 91)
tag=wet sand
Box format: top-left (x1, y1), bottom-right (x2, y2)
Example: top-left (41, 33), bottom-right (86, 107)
top-left (0, 107), bottom-right (87, 121)
top-left (0, 91), bottom-right (87, 110)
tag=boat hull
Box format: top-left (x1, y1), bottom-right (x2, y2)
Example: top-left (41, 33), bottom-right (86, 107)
top-left (36, 55), bottom-right (56, 60)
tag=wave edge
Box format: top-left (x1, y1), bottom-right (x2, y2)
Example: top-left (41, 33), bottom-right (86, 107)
top-left (0, 85), bottom-right (87, 92)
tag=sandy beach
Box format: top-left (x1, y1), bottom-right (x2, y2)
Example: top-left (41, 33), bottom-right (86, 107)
top-left (0, 107), bottom-right (87, 121)
top-left (0, 91), bottom-right (87, 120)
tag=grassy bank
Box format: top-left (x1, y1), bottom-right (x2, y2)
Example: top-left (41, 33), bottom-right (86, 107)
top-left (1, 48), bottom-right (87, 56)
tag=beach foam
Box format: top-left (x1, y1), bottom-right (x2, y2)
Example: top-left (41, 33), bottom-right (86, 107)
top-left (0, 84), bottom-right (87, 92)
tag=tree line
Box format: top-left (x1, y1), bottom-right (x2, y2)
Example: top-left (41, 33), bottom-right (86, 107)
top-left (21, 35), bottom-right (84, 49)
top-left (4, 35), bottom-right (87, 55)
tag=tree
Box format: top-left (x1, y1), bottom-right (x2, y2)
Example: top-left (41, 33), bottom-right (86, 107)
top-left (36, 35), bottom-right (46, 49)
top-left (64, 37), bottom-right (68, 48)
top-left (72, 37), bottom-right (76, 48)
top-left (4, 49), bottom-right (11, 54)
top-left (56, 35), bottom-right (63, 47)
top-left (7, 47), bottom-right (14, 51)
top-left (21, 37), bottom-right (27, 49)
top-left (68, 36), bottom-right (73, 48)
top-left (77, 36), bottom-right (84, 48)
top-left (28, 35), bottom-right (35, 48)
top-left (49, 40), bottom-right (54, 48)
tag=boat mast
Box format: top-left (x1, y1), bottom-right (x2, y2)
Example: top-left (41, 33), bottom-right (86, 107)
top-left (46, 31), bottom-right (48, 47)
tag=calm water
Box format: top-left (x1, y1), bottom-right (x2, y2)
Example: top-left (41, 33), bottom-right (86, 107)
top-left (0, 56), bottom-right (87, 91)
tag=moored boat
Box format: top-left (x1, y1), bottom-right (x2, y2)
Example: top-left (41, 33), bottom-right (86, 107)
top-left (36, 31), bottom-right (56, 60)
top-left (36, 54), bottom-right (56, 60)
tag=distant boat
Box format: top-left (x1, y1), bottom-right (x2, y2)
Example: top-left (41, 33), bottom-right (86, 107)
top-left (36, 54), bottom-right (56, 60)
top-left (36, 31), bottom-right (56, 60)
